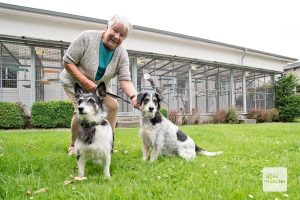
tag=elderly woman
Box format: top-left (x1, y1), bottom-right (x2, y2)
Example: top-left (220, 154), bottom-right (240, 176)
top-left (60, 15), bottom-right (138, 155)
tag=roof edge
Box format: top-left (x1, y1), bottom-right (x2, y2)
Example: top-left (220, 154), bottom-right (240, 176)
top-left (133, 25), bottom-right (298, 61)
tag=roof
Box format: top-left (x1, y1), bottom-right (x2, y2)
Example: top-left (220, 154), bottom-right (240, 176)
top-left (0, 2), bottom-right (298, 62)
top-left (285, 61), bottom-right (300, 70)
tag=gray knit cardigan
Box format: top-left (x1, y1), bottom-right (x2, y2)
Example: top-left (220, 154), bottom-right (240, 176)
top-left (60, 30), bottom-right (131, 93)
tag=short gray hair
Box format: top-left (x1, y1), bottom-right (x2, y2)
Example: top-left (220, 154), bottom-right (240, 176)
top-left (108, 15), bottom-right (133, 36)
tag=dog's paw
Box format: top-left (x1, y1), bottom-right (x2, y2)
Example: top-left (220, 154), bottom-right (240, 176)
top-left (104, 175), bottom-right (111, 181)
top-left (149, 158), bottom-right (157, 162)
top-left (142, 157), bottom-right (148, 161)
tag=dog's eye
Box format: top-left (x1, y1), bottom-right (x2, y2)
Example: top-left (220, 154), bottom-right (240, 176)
top-left (78, 99), bottom-right (83, 104)
top-left (88, 98), bottom-right (95, 103)
top-left (153, 99), bottom-right (158, 104)
top-left (143, 98), bottom-right (150, 104)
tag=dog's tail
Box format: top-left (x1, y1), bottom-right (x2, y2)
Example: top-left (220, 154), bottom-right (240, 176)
top-left (195, 145), bottom-right (223, 156)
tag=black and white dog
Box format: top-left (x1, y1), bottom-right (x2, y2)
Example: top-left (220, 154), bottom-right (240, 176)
top-left (74, 82), bottom-right (113, 177)
top-left (137, 92), bottom-right (223, 161)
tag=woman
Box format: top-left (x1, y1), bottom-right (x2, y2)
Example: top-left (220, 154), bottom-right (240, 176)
top-left (60, 15), bottom-right (138, 155)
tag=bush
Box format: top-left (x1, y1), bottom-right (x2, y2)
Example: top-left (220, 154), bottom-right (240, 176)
top-left (0, 102), bottom-right (25, 129)
top-left (160, 107), bottom-right (168, 118)
top-left (247, 109), bottom-right (266, 123)
top-left (192, 109), bottom-right (201, 124)
top-left (181, 113), bottom-right (193, 125)
top-left (268, 108), bottom-right (279, 122)
top-left (277, 95), bottom-right (300, 122)
top-left (247, 109), bottom-right (259, 120)
top-left (168, 110), bottom-right (178, 124)
top-left (31, 100), bottom-right (73, 128)
top-left (275, 73), bottom-right (300, 122)
top-left (248, 108), bottom-right (281, 122)
top-left (213, 110), bottom-right (227, 123)
top-left (226, 107), bottom-right (239, 124)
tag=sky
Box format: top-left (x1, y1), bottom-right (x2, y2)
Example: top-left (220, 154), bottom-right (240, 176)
top-left (1, 0), bottom-right (299, 60)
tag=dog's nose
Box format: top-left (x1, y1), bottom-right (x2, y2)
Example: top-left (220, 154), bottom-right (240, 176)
top-left (149, 107), bottom-right (154, 112)
top-left (78, 107), bottom-right (84, 114)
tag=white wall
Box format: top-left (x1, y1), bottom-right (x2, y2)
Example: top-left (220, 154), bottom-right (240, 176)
top-left (0, 8), bottom-right (105, 42)
top-left (0, 7), bottom-right (292, 73)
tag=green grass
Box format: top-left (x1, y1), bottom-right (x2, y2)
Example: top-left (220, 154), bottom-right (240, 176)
top-left (0, 124), bottom-right (299, 199)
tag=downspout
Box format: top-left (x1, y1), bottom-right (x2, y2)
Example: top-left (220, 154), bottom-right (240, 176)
top-left (241, 48), bottom-right (247, 114)
top-left (241, 48), bottom-right (247, 66)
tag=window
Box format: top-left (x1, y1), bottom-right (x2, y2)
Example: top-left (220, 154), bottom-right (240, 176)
top-left (1, 67), bottom-right (17, 88)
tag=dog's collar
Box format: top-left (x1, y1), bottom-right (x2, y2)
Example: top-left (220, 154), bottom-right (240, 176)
top-left (80, 119), bottom-right (108, 128)
top-left (80, 121), bottom-right (99, 128)
top-left (149, 111), bottom-right (163, 125)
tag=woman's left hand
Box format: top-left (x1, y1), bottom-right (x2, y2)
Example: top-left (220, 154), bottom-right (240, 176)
top-left (131, 96), bottom-right (140, 110)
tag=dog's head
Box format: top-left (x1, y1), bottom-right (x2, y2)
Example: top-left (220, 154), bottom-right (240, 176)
top-left (137, 92), bottom-right (161, 118)
top-left (74, 82), bottom-right (106, 122)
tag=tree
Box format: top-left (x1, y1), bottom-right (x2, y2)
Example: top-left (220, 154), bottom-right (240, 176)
top-left (274, 73), bottom-right (300, 122)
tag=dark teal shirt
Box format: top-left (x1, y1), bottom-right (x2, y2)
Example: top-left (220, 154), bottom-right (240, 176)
top-left (95, 40), bottom-right (115, 80)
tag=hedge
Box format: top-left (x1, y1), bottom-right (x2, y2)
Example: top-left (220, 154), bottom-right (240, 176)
top-left (31, 100), bottom-right (73, 128)
top-left (0, 102), bottom-right (25, 129)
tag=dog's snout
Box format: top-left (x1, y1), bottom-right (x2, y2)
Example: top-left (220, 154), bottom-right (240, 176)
top-left (78, 107), bottom-right (84, 114)
top-left (149, 107), bottom-right (154, 112)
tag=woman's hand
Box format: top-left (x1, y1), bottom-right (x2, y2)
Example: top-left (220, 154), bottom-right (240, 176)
top-left (82, 79), bottom-right (97, 93)
top-left (119, 80), bottom-right (139, 109)
top-left (64, 62), bottom-right (96, 93)
top-left (131, 95), bottom-right (140, 110)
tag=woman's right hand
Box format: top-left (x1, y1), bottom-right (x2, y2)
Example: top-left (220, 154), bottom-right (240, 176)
top-left (64, 62), bottom-right (97, 93)
top-left (82, 79), bottom-right (97, 93)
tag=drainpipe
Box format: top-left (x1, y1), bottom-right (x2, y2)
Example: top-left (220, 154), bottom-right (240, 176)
top-left (30, 46), bottom-right (36, 111)
top-left (241, 48), bottom-right (247, 66)
top-left (242, 48), bottom-right (247, 114)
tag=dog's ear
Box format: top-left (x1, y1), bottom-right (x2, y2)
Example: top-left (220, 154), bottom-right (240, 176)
top-left (96, 82), bottom-right (106, 99)
top-left (74, 83), bottom-right (84, 98)
top-left (155, 92), bottom-right (161, 103)
top-left (155, 92), bottom-right (161, 110)
top-left (137, 92), bottom-right (148, 105)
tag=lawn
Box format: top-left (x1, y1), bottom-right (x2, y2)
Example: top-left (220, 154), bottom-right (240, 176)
top-left (0, 124), bottom-right (299, 199)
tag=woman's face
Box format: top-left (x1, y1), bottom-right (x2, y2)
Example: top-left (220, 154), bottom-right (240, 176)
top-left (102, 22), bottom-right (128, 50)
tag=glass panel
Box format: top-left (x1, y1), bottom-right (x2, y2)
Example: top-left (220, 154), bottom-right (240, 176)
top-left (207, 76), bottom-right (216, 113)
top-left (219, 69), bottom-right (230, 110)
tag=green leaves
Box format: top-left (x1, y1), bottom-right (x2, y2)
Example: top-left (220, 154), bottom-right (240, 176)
top-left (275, 73), bottom-right (300, 122)
top-left (0, 102), bottom-right (25, 129)
top-left (31, 101), bottom-right (73, 128)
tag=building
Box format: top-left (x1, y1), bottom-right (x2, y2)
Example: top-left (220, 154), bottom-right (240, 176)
top-left (285, 61), bottom-right (300, 77)
top-left (0, 2), bottom-right (298, 117)
top-left (284, 61), bottom-right (300, 94)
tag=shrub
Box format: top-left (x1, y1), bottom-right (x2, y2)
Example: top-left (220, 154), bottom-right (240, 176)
top-left (226, 107), bottom-right (239, 124)
top-left (168, 110), bottom-right (178, 124)
top-left (192, 109), bottom-right (201, 124)
top-left (181, 113), bottom-right (193, 125)
top-left (268, 108), bottom-right (279, 122)
top-left (247, 109), bottom-right (268, 123)
top-left (193, 117), bottom-right (200, 124)
top-left (213, 110), bottom-right (227, 123)
top-left (160, 107), bottom-right (168, 118)
top-left (277, 95), bottom-right (300, 122)
top-left (0, 102), bottom-right (25, 129)
top-left (248, 108), bottom-right (279, 123)
top-left (275, 73), bottom-right (300, 122)
top-left (247, 109), bottom-right (259, 120)
top-left (31, 100), bottom-right (73, 128)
